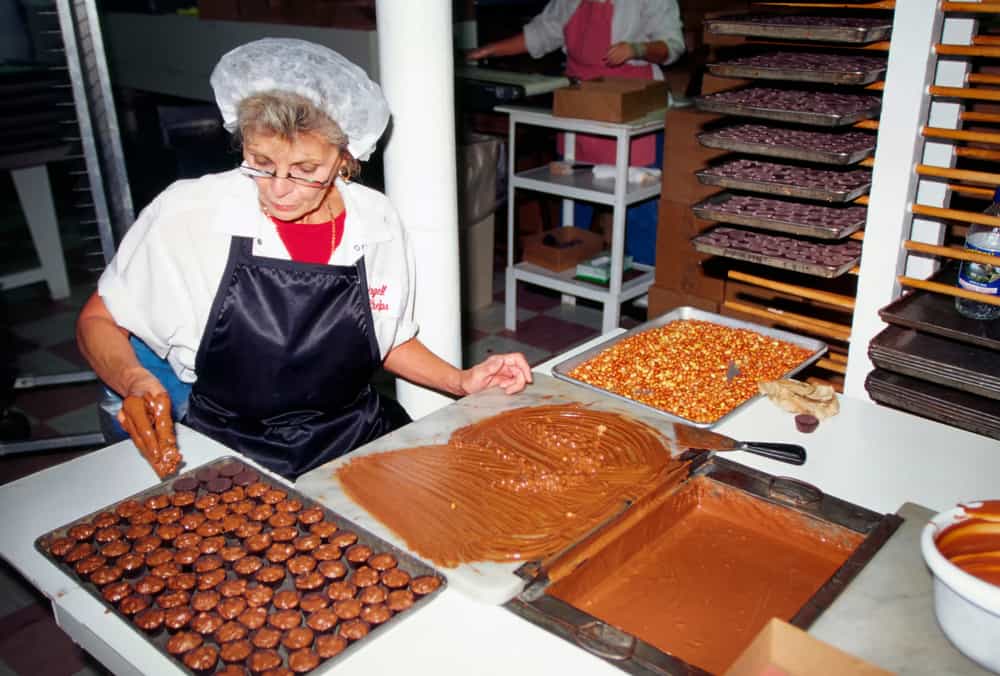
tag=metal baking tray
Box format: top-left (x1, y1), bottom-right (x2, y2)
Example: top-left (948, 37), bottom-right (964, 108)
top-left (692, 192), bottom-right (867, 239)
top-left (550, 306), bottom-right (827, 429)
top-left (695, 166), bottom-right (872, 203)
top-left (691, 228), bottom-right (860, 278)
top-left (697, 127), bottom-right (875, 166)
top-left (506, 456), bottom-right (903, 676)
top-left (865, 369), bottom-right (1000, 440)
top-left (34, 456), bottom-right (447, 676)
top-left (869, 325), bottom-right (1000, 400)
top-left (708, 60), bottom-right (886, 86)
top-left (705, 15), bottom-right (892, 44)
top-left (694, 94), bottom-right (882, 128)
top-left (878, 264), bottom-right (1000, 351)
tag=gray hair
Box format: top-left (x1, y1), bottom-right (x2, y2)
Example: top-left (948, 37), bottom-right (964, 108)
top-left (236, 91), bottom-right (360, 180)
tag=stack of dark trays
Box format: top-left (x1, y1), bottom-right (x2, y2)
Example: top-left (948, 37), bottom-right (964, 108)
top-left (866, 265), bottom-right (1000, 440)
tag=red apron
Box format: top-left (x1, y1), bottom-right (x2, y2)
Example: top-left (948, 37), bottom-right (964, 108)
top-left (558, 0), bottom-right (657, 166)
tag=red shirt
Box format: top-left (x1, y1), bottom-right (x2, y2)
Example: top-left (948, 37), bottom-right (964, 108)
top-left (271, 211), bottom-right (346, 264)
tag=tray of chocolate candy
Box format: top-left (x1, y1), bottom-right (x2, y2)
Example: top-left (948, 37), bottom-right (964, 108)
top-left (35, 457), bottom-right (446, 675)
top-left (709, 51), bottom-right (887, 85)
top-left (691, 226), bottom-right (863, 278)
top-left (705, 14), bottom-right (892, 44)
top-left (696, 158), bottom-right (873, 203)
top-left (692, 192), bottom-right (867, 239)
top-left (695, 87), bottom-right (882, 127)
top-left (698, 123), bottom-right (876, 166)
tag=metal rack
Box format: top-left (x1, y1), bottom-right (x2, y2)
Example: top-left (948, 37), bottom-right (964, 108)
top-left (1, 0), bottom-right (132, 455)
top-left (498, 105), bottom-right (664, 335)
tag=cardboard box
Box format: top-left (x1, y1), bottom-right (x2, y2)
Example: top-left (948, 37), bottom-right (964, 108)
top-left (553, 78), bottom-right (668, 123)
top-left (522, 226), bottom-right (604, 272)
top-left (724, 619), bottom-right (895, 676)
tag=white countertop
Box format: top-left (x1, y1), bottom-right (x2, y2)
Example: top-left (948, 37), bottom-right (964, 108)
top-left (1, 332), bottom-right (997, 675)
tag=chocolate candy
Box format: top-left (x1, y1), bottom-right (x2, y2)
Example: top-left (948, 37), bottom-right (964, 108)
top-left (172, 476), bottom-right (199, 492)
top-left (795, 413), bottom-right (820, 433)
top-left (206, 477), bottom-right (233, 494)
top-left (217, 460), bottom-right (246, 478)
top-left (233, 469), bottom-right (259, 487)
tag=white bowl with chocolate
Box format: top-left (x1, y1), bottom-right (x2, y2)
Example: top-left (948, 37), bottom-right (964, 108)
top-left (920, 501), bottom-right (1000, 671)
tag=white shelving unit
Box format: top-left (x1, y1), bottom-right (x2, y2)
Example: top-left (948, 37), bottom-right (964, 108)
top-left (497, 105), bottom-right (665, 334)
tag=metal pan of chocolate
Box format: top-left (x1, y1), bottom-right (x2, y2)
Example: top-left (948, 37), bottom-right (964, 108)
top-left (709, 51), bottom-right (887, 85)
top-left (692, 192), bottom-right (867, 239)
top-left (698, 123), bottom-right (876, 166)
top-left (691, 226), bottom-right (863, 278)
top-left (696, 158), bottom-right (872, 203)
top-left (507, 456), bottom-right (902, 676)
top-left (34, 456), bottom-right (447, 676)
top-left (695, 87), bottom-right (882, 127)
top-left (705, 14), bottom-right (892, 44)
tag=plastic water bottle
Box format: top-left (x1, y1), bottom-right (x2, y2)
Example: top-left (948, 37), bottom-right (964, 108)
top-left (955, 188), bottom-right (1000, 320)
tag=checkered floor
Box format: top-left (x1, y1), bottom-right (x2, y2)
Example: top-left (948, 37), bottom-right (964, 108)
top-left (0, 248), bottom-right (645, 674)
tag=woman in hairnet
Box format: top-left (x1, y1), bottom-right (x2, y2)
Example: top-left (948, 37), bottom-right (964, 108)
top-left (77, 38), bottom-right (532, 480)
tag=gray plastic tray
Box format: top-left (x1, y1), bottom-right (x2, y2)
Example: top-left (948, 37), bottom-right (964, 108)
top-left (697, 127), bottom-right (875, 165)
top-left (695, 167), bottom-right (872, 203)
top-left (705, 15), bottom-right (892, 44)
top-left (35, 456), bottom-right (447, 676)
top-left (550, 306), bottom-right (827, 429)
top-left (708, 61), bottom-right (886, 86)
top-left (692, 192), bottom-right (867, 239)
top-left (691, 229), bottom-right (860, 278)
top-left (695, 95), bottom-right (881, 128)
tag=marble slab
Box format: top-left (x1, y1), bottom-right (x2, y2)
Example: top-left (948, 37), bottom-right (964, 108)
top-left (295, 373), bottom-right (688, 605)
top-left (811, 502), bottom-right (993, 675)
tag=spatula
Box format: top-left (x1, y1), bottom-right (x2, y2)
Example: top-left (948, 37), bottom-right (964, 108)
top-left (666, 422), bottom-right (806, 465)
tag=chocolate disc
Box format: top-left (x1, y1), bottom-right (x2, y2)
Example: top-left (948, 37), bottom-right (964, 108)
top-left (233, 469), bottom-right (259, 487)
top-left (218, 460), bottom-right (246, 478)
top-left (195, 467), bottom-right (219, 483)
top-left (206, 477), bottom-right (233, 493)
top-left (172, 477), bottom-right (199, 492)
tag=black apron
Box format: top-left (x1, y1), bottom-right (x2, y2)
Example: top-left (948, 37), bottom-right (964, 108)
top-left (184, 236), bottom-right (410, 480)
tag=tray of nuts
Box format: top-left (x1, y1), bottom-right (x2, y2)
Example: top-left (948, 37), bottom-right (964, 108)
top-left (697, 123), bottom-right (876, 166)
top-left (551, 308), bottom-right (826, 428)
top-left (692, 192), bottom-right (868, 239)
top-left (34, 456), bottom-right (446, 675)
top-left (696, 158), bottom-right (873, 203)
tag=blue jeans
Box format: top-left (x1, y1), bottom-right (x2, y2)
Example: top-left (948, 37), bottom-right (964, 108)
top-left (569, 131), bottom-right (664, 266)
top-left (101, 337), bottom-right (192, 441)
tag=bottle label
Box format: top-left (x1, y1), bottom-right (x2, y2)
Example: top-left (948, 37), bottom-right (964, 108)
top-left (958, 240), bottom-right (1000, 295)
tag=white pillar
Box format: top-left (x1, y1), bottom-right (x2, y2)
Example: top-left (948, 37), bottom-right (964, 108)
top-left (376, 0), bottom-right (463, 419)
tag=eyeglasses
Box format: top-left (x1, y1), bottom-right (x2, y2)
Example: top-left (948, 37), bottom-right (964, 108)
top-left (239, 163), bottom-right (335, 189)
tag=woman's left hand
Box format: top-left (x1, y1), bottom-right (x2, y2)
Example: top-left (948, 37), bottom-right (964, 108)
top-left (605, 42), bottom-right (638, 67)
top-left (461, 352), bottom-right (533, 395)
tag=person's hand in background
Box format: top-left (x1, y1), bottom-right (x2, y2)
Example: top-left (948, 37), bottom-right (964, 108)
top-left (605, 41), bottom-right (641, 67)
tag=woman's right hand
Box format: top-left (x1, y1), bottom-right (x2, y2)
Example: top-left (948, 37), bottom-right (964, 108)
top-left (118, 369), bottom-right (182, 479)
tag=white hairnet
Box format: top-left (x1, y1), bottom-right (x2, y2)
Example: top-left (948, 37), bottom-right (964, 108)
top-left (210, 38), bottom-right (390, 161)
